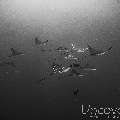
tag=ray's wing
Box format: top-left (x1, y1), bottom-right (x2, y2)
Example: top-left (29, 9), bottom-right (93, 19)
top-left (107, 46), bottom-right (112, 51)
top-left (87, 44), bottom-right (104, 55)
top-left (87, 44), bottom-right (112, 56)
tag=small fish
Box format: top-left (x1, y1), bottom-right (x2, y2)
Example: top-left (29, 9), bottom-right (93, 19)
top-left (73, 88), bottom-right (79, 96)
top-left (8, 48), bottom-right (24, 57)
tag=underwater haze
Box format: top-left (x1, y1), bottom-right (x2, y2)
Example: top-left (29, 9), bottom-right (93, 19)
top-left (0, 0), bottom-right (120, 119)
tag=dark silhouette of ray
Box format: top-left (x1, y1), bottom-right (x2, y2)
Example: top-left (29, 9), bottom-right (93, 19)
top-left (34, 37), bottom-right (48, 46)
top-left (0, 61), bottom-right (16, 68)
top-left (35, 37), bottom-right (42, 45)
top-left (4, 61), bottom-right (16, 68)
top-left (8, 48), bottom-right (24, 57)
top-left (87, 44), bottom-right (112, 56)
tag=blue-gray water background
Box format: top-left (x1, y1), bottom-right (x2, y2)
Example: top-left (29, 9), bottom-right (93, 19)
top-left (0, 0), bottom-right (120, 119)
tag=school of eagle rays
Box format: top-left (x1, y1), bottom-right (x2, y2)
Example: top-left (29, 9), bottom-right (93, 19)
top-left (0, 37), bottom-right (113, 96)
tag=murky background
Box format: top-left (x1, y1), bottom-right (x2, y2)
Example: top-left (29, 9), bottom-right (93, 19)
top-left (0, 0), bottom-right (120, 119)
